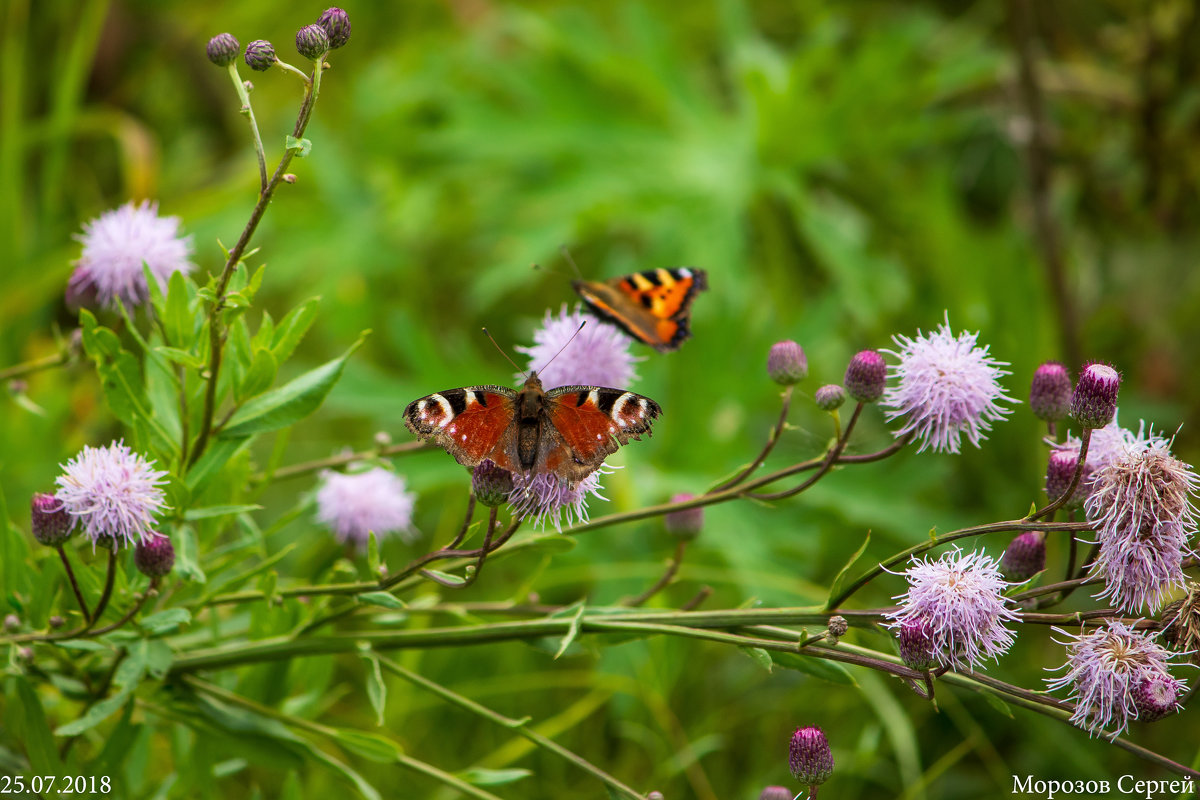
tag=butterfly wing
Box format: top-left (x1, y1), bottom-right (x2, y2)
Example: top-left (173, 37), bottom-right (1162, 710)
top-left (573, 267), bottom-right (708, 352)
top-left (403, 386), bottom-right (523, 472)
top-left (539, 385), bottom-right (662, 484)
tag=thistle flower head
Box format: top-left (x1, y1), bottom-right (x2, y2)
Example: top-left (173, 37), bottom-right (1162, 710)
top-left (1160, 583), bottom-right (1200, 659)
top-left (1045, 449), bottom-right (1090, 509)
top-left (516, 305), bottom-right (640, 390)
top-left (1133, 676), bottom-right (1180, 722)
top-left (67, 201), bottom-right (194, 311)
top-left (245, 40), bottom-right (277, 71)
top-left (134, 533), bottom-right (175, 578)
top-left (55, 441), bottom-right (168, 549)
top-left (472, 460), bottom-right (515, 508)
top-left (788, 726), bottom-right (833, 787)
top-left (317, 7), bottom-right (352, 49)
top-left (315, 467), bottom-right (417, 548)
top-left (1029, 361), bottom-right (1072, 422)
top-left (1000, 531), bottom-right (1046, 581)
top-left (814, 384), bottom-right (846, 411)
top-left (206, 33), bottom-right (240, 67)
top-left (1071, 362), bottom-right (1121, 429)
top-left (1085, 433), bottom-right (1199, 612)
top-left (767, 340), bottom-right (808, 385)
top-left (885, 548), bottom-right (1019, 669)
top-left (1047, 621), bottom-right (1186, 735)
top-left (844, 349), bottom-right (887, 403)
top-left (663, 493), bottom-right (703, 541)
top-left (1051, 414), bottom-right (1144, 502)
top-left (295, 24), bottom-right (329, 60)
top-left (758, 787), bottom-right (794, 800)
top-left (896, 618), bottom-right (939, 670)
top-left (31, 492), bottom-right (75, 546)
top-left (508, 469), bottom-right (607, 531)
top-left (881, 315), bottom-right (1016, 454)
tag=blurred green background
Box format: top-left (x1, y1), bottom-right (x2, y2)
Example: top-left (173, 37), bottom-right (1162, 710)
top-left (4, 0), bottom-right (1200, 797)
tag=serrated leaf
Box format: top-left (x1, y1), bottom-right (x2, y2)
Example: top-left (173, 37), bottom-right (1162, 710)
top-left (140, 608), bottom-right (192, 634)
top-left (332, 729), bottom-right (401, 763)
top-left (825, 530), bottom-right (871, 611)
top-left (285, 135), bottom-right (312, 157)
top-left (739, 646), bottom-right (774, 672)
top-left (455, 768), bottom-right (532, 787)
top-left (771, 651), bottom-right (857, 686)
top-left (357, 592), bottom-right (405, 610)
top-left (183, 504), bottom-right (262, 521)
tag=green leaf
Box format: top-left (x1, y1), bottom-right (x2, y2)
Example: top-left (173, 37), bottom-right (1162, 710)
top-left (366, 531), bottom-right (380, 578)
top-left (455, 768), bottom-right (532, 787)
top-left (358, 649), bottom-right (387, 727)
top-left (771, 651), bottom-right (857, 685)
top-left (980, 687), bottom-right (1014, 718)
top-left (186, 436), bottom-right (253, 495)
top-left (0, 482), bottom-right (31, 601)
top-left (331, 729), bottom-right (401, 763)
top-left (554, 601), bottom-right (586, 660)
top-left (183, 504), bottom-right (263, 521)
top-left (739, 646), bottom-right (774, 673)
top-left (145, 639), bottom-right (175, 678)
top-left (154, 346), bottom-right (206, 370)
top-left (270, 298), bottom-right (320, 363)
top-left (219, 334), bottom-right (368, 438)
top-left (237, 348), bottom-right (278, 402)
top-left (825, 530), bottom-right (871, 611)
top-left (5, 677), bottom-right (62, 772)
top-left (285, 135), bottom-right (312, 157)
top-left (140, 608), bottom-right (192, 634)
top-left (55, 687), bottom-right (134, 736)
top-left (174, 524), bottom-right (207, 583)
top-left (164, 270), bottom-right (194, 348)
top-left (357, 592), bottom-right (405, 610)
top-left (423, 569), bottom-right (466, 586)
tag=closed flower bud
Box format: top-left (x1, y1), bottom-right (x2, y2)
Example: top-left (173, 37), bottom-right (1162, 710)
top-left (244, 40), bottom-right (277, 72)
top-left (768, 341), bottom-right (808, 385)
top-left (17, 647), bottom-right (33, 662)
top-left (897, 619), bottom-right (938, 670)
top-left (1045, 449), bottom-right (1089, 509)
top-left (49, 615), bottom-right (65, 629)
top-left (814, 384), bottom-right (846, 411)
top-left (828, 615), bottom-right (848, 639)
top-left (317, 7), bottom-right (352, 49)
top-left (1000, 532), bottom-right (1046, 581)
top-left (1133, 676), bottom-right (1179, 722)
top-left (134, 534), bottom-right (175, 578)
top-left (664, 494), bottom-right (703, 541)
top-left (844, 350), bottom-right (886, 403)
top-left (788, 726), bottom-right (834, 788)
top-left (472, 460), bottom-right (514, 508)
top-left (1070, 362), bottom-right (1120, 429)
top-left (206, 33), bottom-right (240, 67)
top-left (646, 793), bottom-right (664, 800)
top-left (295, 24), bottom-right (330, 60)
top-left (1029, 361), bottom-right (1072, 422)
top-left (759, 788), bottom-right (793, 800)
top-left (4, 614), bottom-right (19, 632)
top-left (31, 492), bottom-right (75, 546)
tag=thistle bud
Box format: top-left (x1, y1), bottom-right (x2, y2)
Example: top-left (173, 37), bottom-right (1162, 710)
top-left (31, 492), bottom-right (75, 546)
top-left (317, 7), bottom-right (352, 49)
top-left (844, 350), bottom-right (887, 403)
top-left (134, 534), bottom-right (175, 578)
top-left (244, 40), bottom-right (277, 72)
top-left (646, 794), bottom-right (664, 800)
top-left (897, 619), bottom-right (938, 670)
top-left (295, 24), bottom-right (330, 61)
top-left (827, 615), bottom-right (848, 642)
top-left (759, 788), bottom-right (793, 800)
top-left (1029, 361), bottom-right (1072, 422)
top-left (472, 460), bottom-right (514, 508)
top-left (1000, 532), bottom-right (1045, 581)
top-left (788, 726), bottom-right (834, 788)
top-left (664, 494), bottom-right (703, 541)
top-left (1045, 449), bottom-right (1089, 508)
top-left (4, 614), bottom-right (19, 632)
top-left (1070, 362), bottom-right (1120, 429)
top-left (1133, 676), bottom-right (1179, 722)
top-left (814, 384), bottom-right (845, 411)
top-left (49, 615), bottom-right (65, 629)
top-left (767, 341), bottom-right (808, 385)
top-left (206, 33), bottom-right (240, 67)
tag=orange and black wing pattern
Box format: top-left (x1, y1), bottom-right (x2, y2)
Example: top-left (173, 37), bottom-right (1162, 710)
top-left (572, 268), bottom-right (707, 353)
top-left (403, 386), bottom-right (520, 472)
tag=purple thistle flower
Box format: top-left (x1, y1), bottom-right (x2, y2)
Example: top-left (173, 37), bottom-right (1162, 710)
top-left (315, 467), bottom-right (417, 548)
top-left (134, 533), bottom-right (175, 578)
top-left (1029, 361), bottom-right (1072, 422)
top-left (1070, 362), bottom-right (1121, 429)
top-left (767, 340), bottom-right (808, 385)
top-left (55, 441), bottom-right (168, 549)
top-left (885, 548), bottom-right (1019, 670)
top-left (1132, 676), bottom-right (1181, 722)
top-left (1051, 414), bottom-right (1143, 499)
top-left (814, 384), bottom-right (846, 411)
top-left (31, 492), bottom-right (75, 546)
top-left (1047, 621), bottom-right (1186, 735)
top-left (508, 469), bottom-right (608, 531)
top-left (881, 315), bottom-right (1016, 454)
top-left (1000, 531), bottom-right (1046, 581)
top-left (844, 350), bottom-right (887, 403)
top-left (66, 201), bottom-right (194, 311)
top-left (1085, 433), bottom-right (1198, 613)
top-left (516, 305), bottom-right (641, 390)
top-left (896, 618), bottom-right (939, 670)
top-left (1045, 449), bottom-right (1090, 509)
top-left (663, 493), bottom-right (703, 541)
top-left (788, 726), bottom-right (834, 787)
top-left (758, 787), bottom-right (795, 800)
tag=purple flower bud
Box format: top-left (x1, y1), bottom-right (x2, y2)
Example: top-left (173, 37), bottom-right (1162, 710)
top-left (134, 534), bottom-right (175, 578)
top-left (844, 350), bottom-right (886, 403)
top-left (814, 384), bottom-right (846, 411)
top-left (31, 492), bottom-right (75, 546)
top-left (472, 460), bottom-right (514, 508)
top-left (1029, 361), bottom-right (1072, 422)
top-left (646, 793), bottom-right (664, 800)
top-left (245, 40), bottom-right (277, 72)
top-left (897, 619), bottom-right (938, 670)
top-left (788, 726), bottom-right (833, 787)
top-left (759, 788), bottom-right (794, 800)
top-left (206, 33), bottom-right (240, 67)
top-left (4, 614), bottom-right (19, 632)
top-left (1045, 449), bottom-right (1090, 509)
top-left (1133, 676), bottom-right (1179, 722)
top-left (317, 7), bottom-right (352, 49)
top-left (1000, 532), bottom-right (1046, 581)
top-left (767, 340), bottom-right (808, 385)
top-left (664, 494), bottom-right (703, 541)
top-left (1070, 362), bottom-right (1120, 429)
top-left (295, 24), bottom-right (330, 60)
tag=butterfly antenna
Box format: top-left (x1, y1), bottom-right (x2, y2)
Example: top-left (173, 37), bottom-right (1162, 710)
top-left (558, 245), bottom-right (584, 279)
top-left (482, 327), bottom-right (526, 377)
top-left (536, 321), bottom-right (587, 375)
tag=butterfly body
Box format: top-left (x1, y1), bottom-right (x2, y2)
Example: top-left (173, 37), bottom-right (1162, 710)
top-left (572, 267), bottom-right (707, 352)
top-left (404, 372), bottom-right (661, 485)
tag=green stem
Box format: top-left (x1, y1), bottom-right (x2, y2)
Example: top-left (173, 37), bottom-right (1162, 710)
top-left (0, 348), bottom-right (71, 382)
top-left (749, 402), bottom-right (863, 501)
top-left (256, 440), bottom-right (431, 484)
top-left (710, 385), bottom-right (793, 492)
top-left (91, 547), bottom-right (118, 623)
top-left (621, 540), bottom-right (686, 607)
top-left (226, 62), bottom-right (267, 191)
top-left (1028, 428), bottom-right (1091, 521)
top-left (57, 546), bottom-right (91, 623)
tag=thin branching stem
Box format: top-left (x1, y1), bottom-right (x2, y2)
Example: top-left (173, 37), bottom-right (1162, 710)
top-left (622, 540), bottom-right (686, 607)
top-left (748, 402), bottom-right (863, 501)
top-left (57, 545), bottom-right (91, 623)
top-left (710, 386), bottom-right (793, 492)
top-left (0, 347), bottom-right (72, 382)
top-left (252, 440), bottom-right (431, 484)
top-left (1028, 428), bottom-right (1091, 521)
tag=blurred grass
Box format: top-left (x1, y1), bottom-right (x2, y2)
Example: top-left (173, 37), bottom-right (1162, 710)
top-left (4, 1), bottom-right (1200, 797)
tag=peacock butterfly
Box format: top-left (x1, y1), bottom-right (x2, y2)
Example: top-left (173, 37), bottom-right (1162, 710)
top-left (572, 267), bottom-right (708, 353)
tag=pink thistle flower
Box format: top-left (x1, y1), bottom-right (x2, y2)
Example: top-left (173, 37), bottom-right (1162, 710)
top-left (516, 305), bottom-right (641, 390)
top-left (315, 467), bottom-right (416, 548)
top-left (885, 548), bottom-right (1019, 670)
top-left (55, 441), bottom-right (168, 549)
top-left (67, 201), bottom-right (194, 310)
top-left (1046, 621), bottom-right (1186, 736)
top-left (1051, 413), bottom-right (1143, 499)
top-left (508, 469), bottom-right (608, 531)
top-left (881, 315), bottom-right (1016, 454)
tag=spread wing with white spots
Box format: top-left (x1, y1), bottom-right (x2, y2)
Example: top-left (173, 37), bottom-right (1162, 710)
top-left (402, 386), bottom-right (521, 471)
top-left (542, 385), bottom-right (662, 479)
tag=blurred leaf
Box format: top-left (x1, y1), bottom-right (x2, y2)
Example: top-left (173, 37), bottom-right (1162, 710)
top-left (739, 646), bottom-right (774, 673)
top-left (185, 436), bottom-right (252, 496)
top-left (183, 504), bottom-right (262, 521)
top-left (237, 347), bottom-right (278, 402)
top-left (173, 524), bottom-right (207, 584)
top-left (455, 768), bottom-right (532, 787)
top-left (270, 299), bottom-right (320, 364)
top-left (140, 608), bottom-right (191, 634)
top-left (825, 530), bottom-right (871, 611)
top-left (164, 271), bottom-right (194, 349)
top-left (285, 135), bottom-right (312, 158)
top-left (55, 687), bottom-right (134, 737)
top-left (332, 729), bottom-right (401, 763)
top-left (4, 677), bottom-right (62, 773)
top-left (357, 649), bottom-right (387, 727)
top-left (154, 346), bottom-right (205, 370)
top-left (554, 601), bottom-right (586, 659)
top-left (770, 651), bottom-right (857, 686)
top-left (357, 591), bottom-right (404, 610)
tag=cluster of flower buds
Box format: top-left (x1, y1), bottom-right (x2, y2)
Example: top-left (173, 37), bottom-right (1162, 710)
top-left (205, 7), bottom-right (350, 73)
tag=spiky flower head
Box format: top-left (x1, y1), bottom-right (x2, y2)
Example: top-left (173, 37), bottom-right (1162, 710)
top-left (206, 33), bottom-right (240, 67)
top-left (767, 340), bottom-right (808, 385)
top-left (1000, 532), bottom-right (1046, 581)
top-left (134, 533), bottom-right (175, 578)
top-left (881, 316), bottom-right (1016, 454)
top-left (843, 350), bottom-right (887, 403)
top-left (31, 492), bottom-right (75, 546)
top-left (315, 467), bottom-right (417, 548)
top-left (663, 493), bottom-right (703, 541)
top-left (1071, 362), bottom-right (1121, 429)
top-left (1159, 584), bottom-right (1200, 660)
top-left (759, 787), bottom-right (794, 800)
top-left (516, 305), bottom-right (640, 390)
top-left (244, 40), bottom-right (277, 72)
top-left (317, 7), bottom-right (352, 49)
top-left (295, 24), bottom-right (330, 60)
top-left (1047, 621), bottom-right (1186, 735)
top-left (509, 469), bottom-right (607, 531)
top-left (472, 460), bottom-right (514, 508)
top-left (66, 201), bottom-right (194, 311)
top-left (814, 384), bottom-right (845, 411)
top-left (1133, 676), bottom-right (1180, 722)
top-left (1085, 433), bottom-right (1198, 612)
top-left (788, 726), bottom-right (833, 787)
top-left (897, 618), bottom-right (939, 670)
top-left (1051, 414), bottom-right (1146, 503)
top-left (1029, 361), bottom-right (1072, 422)
top-left (1045, 449), bottom-right (1089, 509)
top-left (55, 441), bottom-right (168, 549)
top-left (885, 548), bottom-right (1018, 669)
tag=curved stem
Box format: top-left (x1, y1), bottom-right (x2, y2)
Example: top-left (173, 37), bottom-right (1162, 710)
top-left (749, 403), bottom-right (863, 501)
top-left (91, 547), bottom-right (118, 624)
top-left (710, 386), bottom-right (793, 492)
top-left (254, 440), bottom-right (431, 484)
top-left (57, 545), bottom-right (91, 623)
top-left (89, 579), bottom-right (157, 636)
top-left (621, 540), bottom-right (686, 607)
top-left (0, 347), bottom-right (71, 382)
top-left (225, 62), bottom-right (267, 191)
top-left (1028, 428), bottom-right (1090, 521)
